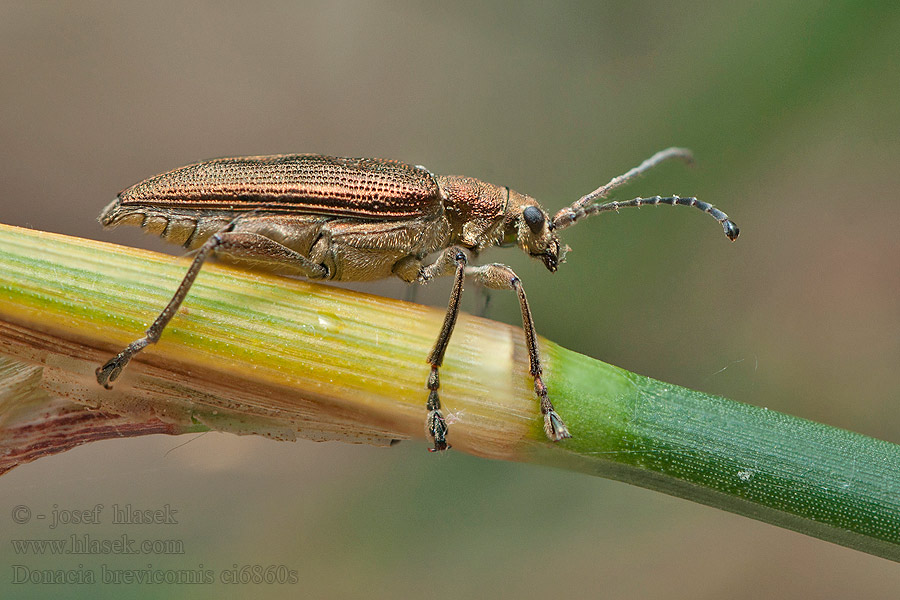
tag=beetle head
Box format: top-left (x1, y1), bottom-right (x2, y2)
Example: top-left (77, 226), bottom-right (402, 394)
top-left (503, 190), bottom-right (567, 272)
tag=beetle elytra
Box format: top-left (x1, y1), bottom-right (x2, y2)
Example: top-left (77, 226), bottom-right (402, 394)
top-left (96, 148), bottom-right (738, 451)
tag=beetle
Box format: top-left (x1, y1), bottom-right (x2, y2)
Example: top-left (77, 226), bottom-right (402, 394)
top-left (96, 147), bottom-right (738, 451)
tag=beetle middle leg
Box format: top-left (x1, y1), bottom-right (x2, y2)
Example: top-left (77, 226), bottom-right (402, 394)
top-left (465, 263), bottom-right (571, 442)
top-left (416, 247), bottom-right (468, 451)
top-left (96, 223), bottom-right (328, 389)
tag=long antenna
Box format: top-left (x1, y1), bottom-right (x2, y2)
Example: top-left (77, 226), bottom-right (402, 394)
top-left (551, 148), bottom-right (739, 241)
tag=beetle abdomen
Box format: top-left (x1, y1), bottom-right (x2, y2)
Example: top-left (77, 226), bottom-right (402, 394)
top-left (113, 155), bottom-right (441, 220)
top-left (97, 200), bottom-right (232, 248)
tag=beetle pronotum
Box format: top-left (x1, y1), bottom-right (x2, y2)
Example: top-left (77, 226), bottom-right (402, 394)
top-left (96, 147), bottom-right (738, 451)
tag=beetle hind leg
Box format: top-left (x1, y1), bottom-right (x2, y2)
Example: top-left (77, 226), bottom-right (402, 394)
top-left (97, 225), bottom-right (328, 389)
top-left (96, 222), bottom-right (235, 389)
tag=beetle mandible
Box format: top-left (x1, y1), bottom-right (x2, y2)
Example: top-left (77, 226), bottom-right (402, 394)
top-left (96, 147), bottom-right (739, 451)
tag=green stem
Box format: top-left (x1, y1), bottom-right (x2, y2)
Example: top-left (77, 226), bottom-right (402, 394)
top-left (0, 223), bottom-right (897, 561)
top-left (535, 349), bottom-right (900, 561)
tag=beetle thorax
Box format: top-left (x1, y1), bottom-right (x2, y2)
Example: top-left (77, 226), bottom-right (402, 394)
top-left (436, 175), bottom-right (508, 250)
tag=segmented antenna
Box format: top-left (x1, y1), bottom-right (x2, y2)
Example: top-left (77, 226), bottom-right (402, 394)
top-left (551, 147), bottom-right (739, 241)
top-left (571, 195), bottom-right (739, 240)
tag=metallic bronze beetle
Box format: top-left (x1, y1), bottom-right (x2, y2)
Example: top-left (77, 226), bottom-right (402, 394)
top-left (97, 148), bottom-right (738, 451)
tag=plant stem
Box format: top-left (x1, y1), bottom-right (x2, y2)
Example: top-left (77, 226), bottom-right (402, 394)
top-left (0, 223), bottom-right (897, 561)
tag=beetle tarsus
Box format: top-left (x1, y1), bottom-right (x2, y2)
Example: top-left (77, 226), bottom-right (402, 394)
top-left (426, 371), bottom-right (451, 451)
top-left (95, 359), bottom-right (123, 389)
top-left (96, 337), bottom-right (151, 388)
top-left (427, 409), bottom-right (450, 452)
top-left (534, 374), bottom-right (570, 442)
top-left (544, 410), bottom-right (571, 441)
top-left (723, 219), bottom-right (740, 241)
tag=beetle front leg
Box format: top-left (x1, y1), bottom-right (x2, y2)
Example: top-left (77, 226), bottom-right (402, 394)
top-left (465, 263), bottom-right (571, 442)
top-left (418, 247), bottom-right (468, 451)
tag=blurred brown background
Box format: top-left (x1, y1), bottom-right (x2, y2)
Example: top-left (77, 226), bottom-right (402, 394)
top-left (1, 1), bottom-right (899, 598)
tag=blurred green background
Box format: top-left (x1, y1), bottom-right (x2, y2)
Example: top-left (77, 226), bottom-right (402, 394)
top-left (1, 1), bottom-right (899, 598)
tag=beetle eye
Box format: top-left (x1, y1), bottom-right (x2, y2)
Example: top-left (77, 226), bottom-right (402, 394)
top-left (522, 206), bottom-right (545, 234)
